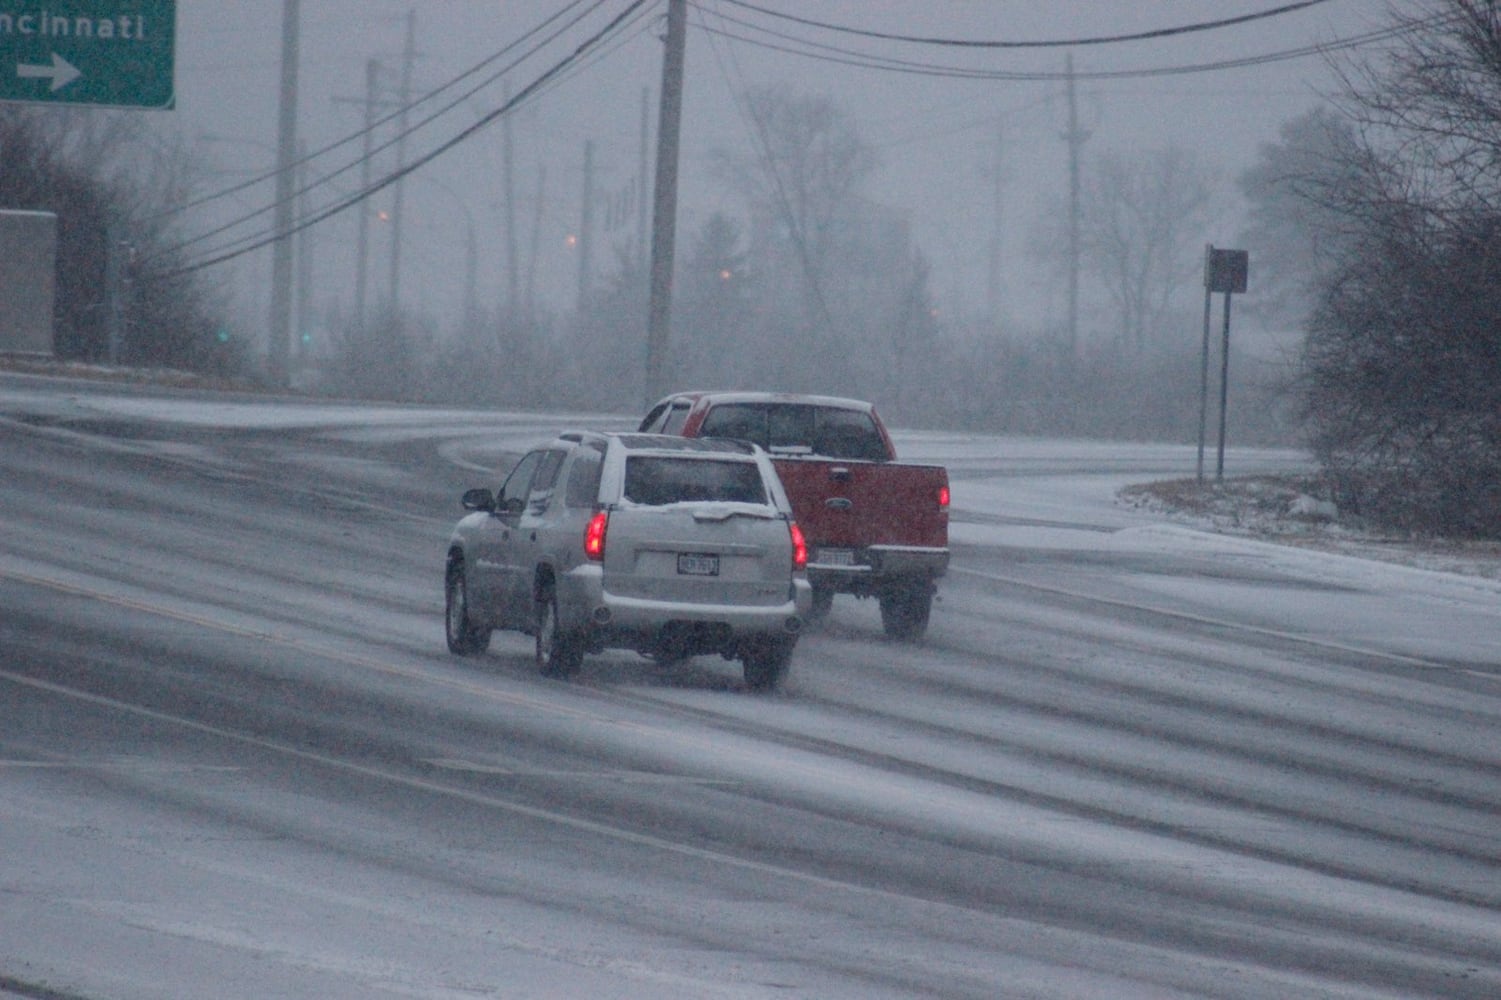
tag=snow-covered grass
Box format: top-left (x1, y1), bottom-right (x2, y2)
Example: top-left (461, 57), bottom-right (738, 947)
top-left (1122, 474), bottom-right (1501, 581)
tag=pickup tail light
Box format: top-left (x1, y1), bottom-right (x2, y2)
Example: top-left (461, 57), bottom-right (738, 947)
top-left (789, 520), bottom-right (808, 571)
top-left (584, 510), bottom-right (609, 561)
top-left (938, 484), bottom-right (950, 510)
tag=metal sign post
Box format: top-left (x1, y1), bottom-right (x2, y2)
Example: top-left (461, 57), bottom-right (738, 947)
top-left (1198, 246), bottom-right (1249, 482)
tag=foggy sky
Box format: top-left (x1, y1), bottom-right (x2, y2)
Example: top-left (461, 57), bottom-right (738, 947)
top-left (167, 1), bottom-right (1397, 347)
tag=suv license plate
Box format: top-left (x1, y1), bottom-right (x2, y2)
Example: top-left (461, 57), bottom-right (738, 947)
top-left (678, 553), bottom-right (720, 576)
top-left (818, 548), bottom-right (855, 566)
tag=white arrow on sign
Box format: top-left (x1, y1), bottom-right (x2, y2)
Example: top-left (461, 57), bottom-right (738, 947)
top-left (18, 53), bottom-right (82, 92)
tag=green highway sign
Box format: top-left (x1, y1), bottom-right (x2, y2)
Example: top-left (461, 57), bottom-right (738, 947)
top-left (1, 1), bottom-right (175, 109)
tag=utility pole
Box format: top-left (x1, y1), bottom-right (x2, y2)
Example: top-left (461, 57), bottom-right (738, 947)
top-left (352, 57), bottom-right (378, 331)
top-left (501, 79), bottom-right (519, 319)
top-left (639, 86), bottom-right (650, 264)
top-left (578, 138), bottom-right (594, 311)
top-left (267, 0), bottom-right (299, 386)
top-left (296, 139), bottom-right (313, 359)
top-left (987, 123), bottom-right (1004, 332)
top-left (525, 166), bottom-right (546, 322)
top-left (1063, 53), bottom-right (1088, 360)
top-left (644, 0), bottom-right (686, 408)
top-left (387, 8), bottom-right (416, 313)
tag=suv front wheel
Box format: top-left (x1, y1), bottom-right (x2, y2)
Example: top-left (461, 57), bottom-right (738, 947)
top-left (535, 591), bottom-right (584, 677)
top-left (445, 559), bottom-right (492, 655)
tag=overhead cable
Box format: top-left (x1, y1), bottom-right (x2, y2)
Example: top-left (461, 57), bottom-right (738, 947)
top-left (167, 0), bottom-right (602, 222)
top-left (148, 0), bottom-right (652, 278)
top-left (717, 0), bottom-right (1335, 49)
top-left (150, 0), bottom-right (626, 271)
top-left (692, 10), bottom-right (1454, 83)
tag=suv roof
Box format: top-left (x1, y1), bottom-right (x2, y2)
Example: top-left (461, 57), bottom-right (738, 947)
top-left (646, 391), bottom-right (875, 414)
top-left (560, 430), bottom-right (759, 456)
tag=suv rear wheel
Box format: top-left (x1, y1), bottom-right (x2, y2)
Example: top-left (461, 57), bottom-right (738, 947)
top-left (535, 591), bottom-right (584, 677)
top-left (741, 638), bottom-right (795, 692)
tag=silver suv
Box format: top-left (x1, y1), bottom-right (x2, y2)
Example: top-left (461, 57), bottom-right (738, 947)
top-left (445, 431), bottom-right (811, 690)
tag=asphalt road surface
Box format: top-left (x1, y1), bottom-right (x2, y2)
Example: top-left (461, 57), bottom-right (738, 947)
top-left (2, 376), bottom-right (1498, 999)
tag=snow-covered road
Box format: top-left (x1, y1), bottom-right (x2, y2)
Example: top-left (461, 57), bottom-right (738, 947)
top-left (2, 377), bottom-right (1498, 999)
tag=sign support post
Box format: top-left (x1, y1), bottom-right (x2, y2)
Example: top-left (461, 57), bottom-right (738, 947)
top-left (1199, 246), bottom-right (1249, 482)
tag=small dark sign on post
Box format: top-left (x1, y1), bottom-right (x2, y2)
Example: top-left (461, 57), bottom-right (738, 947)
top-left (1199, 246), bottom-right (1250, 481)
top-left (1206, 248), bottom-right (1249, 294)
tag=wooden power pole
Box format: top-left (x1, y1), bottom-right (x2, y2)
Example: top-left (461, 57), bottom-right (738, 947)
top-left (643, 0), bottom-right (686, 408)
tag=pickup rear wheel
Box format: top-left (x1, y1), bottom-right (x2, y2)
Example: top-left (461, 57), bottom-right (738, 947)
top-left (445, 560), bottom-right (492, 655)
top-left (742, 638), bottom-right (795, 692)
top-left (879, 581), bottom-right (932, 642)
top-left (535, 591), bottom-right (584, 677)
top-left (807, 584), bottom-right (835, 622)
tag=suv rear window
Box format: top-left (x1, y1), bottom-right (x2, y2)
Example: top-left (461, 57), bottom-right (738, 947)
top-left (623, 456), bottom-right (768, 506)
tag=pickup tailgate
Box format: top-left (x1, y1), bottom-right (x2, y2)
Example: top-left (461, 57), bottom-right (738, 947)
top-left (771, 457), bottom-right (948, 552)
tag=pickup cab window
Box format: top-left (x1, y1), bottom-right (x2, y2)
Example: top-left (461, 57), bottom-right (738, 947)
top-left (701, 403), bottom-right (886, 461)
top-left (640, 400), bottom-right (691, 435)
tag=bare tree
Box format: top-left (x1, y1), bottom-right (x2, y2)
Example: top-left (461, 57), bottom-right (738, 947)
top-left (1078, 146), bottom-right (1217, 353)
top-left (713, 86), bottom-right (877, 379)
top-left (710, 87), bottom-right (941, 401)
top-left (1237, 107), bottom-right (1364, 330)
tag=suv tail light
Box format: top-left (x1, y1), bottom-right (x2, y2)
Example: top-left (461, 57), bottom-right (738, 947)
top-left (789, 520), bottom-right (808, 571)
top-left (584, 510), bottom-right (609, 561)
top-left (938, 484), bottom-right (950, 510)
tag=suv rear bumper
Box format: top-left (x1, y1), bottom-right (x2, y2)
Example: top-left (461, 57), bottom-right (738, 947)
top-left (557, 565), bottom-right (811, 639)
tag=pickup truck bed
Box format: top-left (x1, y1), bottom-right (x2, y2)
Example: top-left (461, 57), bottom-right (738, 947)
top-left (640, 391), bottom-right (949, 639)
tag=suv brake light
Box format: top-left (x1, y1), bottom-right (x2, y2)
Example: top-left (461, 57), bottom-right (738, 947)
top-left (938, 484), bottom-right (950, 510)
top-left (584, 510), bottom-right (609, 560)
top-left (789, 520), bottom-right (808, 571)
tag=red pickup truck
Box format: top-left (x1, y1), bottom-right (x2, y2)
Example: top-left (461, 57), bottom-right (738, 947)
top-left (640, 391), bottom-right (949, 639)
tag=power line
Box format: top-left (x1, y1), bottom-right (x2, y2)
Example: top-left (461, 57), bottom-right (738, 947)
top-left (148, 0), bottom-right (623, 272)
top-left (264, 0), bottom-right (657, 260)
top-left (148, 0), bottom-right (652, 279)
top-left (718, 0), bottom-right (1336, 49)
top-left (689, 9), bottom-right (1453, 84)
top-left (160, 0), bottom-right (602, 225)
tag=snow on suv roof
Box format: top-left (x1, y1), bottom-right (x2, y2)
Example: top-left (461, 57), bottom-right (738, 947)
top-left (662, 391), bottom-right (874, 413)
top-left (610, 433), bottom-right (758, 455)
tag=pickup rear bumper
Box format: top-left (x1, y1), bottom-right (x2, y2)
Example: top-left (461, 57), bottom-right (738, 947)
top-left (807, 544), bottom-right (948, 594)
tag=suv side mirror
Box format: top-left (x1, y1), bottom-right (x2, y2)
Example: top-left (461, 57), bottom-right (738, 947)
top-left (461, 488), bottom-right (495, 512)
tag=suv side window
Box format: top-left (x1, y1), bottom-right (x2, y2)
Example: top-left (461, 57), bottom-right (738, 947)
top-left (527, 449), bottom-right (566, 511)
top-left (496, 450), bottom-right (543, 513)
top-left (564, 449), bottom-right (603, 508)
